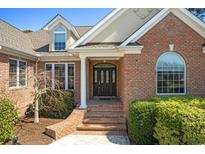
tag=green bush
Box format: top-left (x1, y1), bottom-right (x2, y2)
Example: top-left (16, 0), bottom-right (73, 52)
top-left (39, 90), bottom-right (73, 119)
top-left (128, 100), bottom-right (158, 144)
top-left (154, 101), bottom-right (205, 144)
top-left (0, 98), bottom-right (18, 144)
top-left (128, 95), bottom-right (205, 145)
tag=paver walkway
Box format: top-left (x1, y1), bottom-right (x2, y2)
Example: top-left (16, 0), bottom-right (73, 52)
top-left (50, 135), bottom-right (130, 145)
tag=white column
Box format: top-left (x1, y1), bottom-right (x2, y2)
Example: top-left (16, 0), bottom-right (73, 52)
top-left (79, 56), bottom-right (87, 109)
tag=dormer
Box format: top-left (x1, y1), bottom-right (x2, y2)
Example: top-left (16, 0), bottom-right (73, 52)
top-left (42, 14), bottom-right (80, 51)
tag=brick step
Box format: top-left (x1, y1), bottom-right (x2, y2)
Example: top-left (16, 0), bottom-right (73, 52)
top-left (83, 118), bottom-right (126, 124)
top-left (86, 111), bottom-right (124, 118)
top-left (88, 104), bottom-right (123, 108)
top-left (88, 107), bottom-right (123, 112)
top-left (72, 130), bottom-right (128, 136)
top-left (77, 124), bottom-right (127, 131)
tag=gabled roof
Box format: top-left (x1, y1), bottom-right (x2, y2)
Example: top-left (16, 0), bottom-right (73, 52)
top-left (70, 8), bottom-right (205, 49)
top-left (121, 8), bottom-right (205, 46)
top-left (42, 14), bottom-right (80, 39)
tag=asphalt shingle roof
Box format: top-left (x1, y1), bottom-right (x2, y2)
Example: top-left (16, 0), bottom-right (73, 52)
top-left (0, 19), bottom-right (36, 55)
top-left (75, 26), bottom-right (93, 37)
top-left (27, 30), bottom-right (50, 52)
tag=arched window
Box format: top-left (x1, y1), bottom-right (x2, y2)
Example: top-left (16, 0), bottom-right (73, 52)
top-left (53, 26), bottom-right (66, 51)
top-left (156, 52), bottom-right (186, 95)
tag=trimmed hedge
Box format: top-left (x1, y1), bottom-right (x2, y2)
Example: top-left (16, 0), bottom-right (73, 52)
top-left (0, 98), bottom-right (18, 144)
top-left (39, 90), bottom-right (73, 119)
top-left (154, 101), bottom-right (205, 144)
top-left (128, 101), bottom-right (158, 144)
top-left (128, 95), bottom-right (205, 145)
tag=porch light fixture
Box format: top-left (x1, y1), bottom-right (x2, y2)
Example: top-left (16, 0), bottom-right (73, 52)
top-left (203, 43), bottom-right (205, 53)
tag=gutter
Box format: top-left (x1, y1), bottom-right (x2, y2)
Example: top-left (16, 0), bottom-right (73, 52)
top-left (0, 45), bottom-right (37, 60)
top-left (67, 45), bottom-right (144, 53)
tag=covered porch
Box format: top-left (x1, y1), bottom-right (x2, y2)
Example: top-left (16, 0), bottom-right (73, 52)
top-left (79, 56), bottom-right (123, 109)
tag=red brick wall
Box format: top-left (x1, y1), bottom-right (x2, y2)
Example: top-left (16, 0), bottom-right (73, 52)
top-left (121, 13), bottom-right (205, 113)
top-left (0, 53), bottom-right (35, 116)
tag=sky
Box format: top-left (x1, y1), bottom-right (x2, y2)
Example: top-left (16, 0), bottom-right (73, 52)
top-left (0, 8), bottom-right (113, 31)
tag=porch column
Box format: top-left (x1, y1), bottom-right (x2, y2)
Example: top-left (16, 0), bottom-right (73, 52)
top-left (79, 56), bottom-right (87, 109)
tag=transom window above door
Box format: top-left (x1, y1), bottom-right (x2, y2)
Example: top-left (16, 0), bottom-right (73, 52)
top-left (156, 52), bottom-right (186, 95)
top-left (45, 63), bottom-right (74, 90)
top-left (53, 26), bottom-right (66, 51)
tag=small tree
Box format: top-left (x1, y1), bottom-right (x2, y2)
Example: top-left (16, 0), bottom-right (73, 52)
top-left (31, 69), bottom-right (71, 122)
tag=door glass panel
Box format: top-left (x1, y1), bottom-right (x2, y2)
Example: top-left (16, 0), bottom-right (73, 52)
top-left (106, 70), bottom-right (109, 83)
top-left (112, 70), bottom-right (115, 83)
top-left (101, 70), bottom-right (104, 83)
top-left (94, 70), bottom-right (97, 83)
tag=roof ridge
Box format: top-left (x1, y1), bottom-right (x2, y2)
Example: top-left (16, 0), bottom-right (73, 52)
top-left (0, 18), bottom-right (24, 33)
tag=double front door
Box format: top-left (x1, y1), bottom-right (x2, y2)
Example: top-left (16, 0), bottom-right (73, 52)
top-left (93, 64), bottom-right (117, 96)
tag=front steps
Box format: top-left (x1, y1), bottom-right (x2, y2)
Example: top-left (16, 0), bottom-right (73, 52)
top-left (76, 101), bottom-right (127, 136)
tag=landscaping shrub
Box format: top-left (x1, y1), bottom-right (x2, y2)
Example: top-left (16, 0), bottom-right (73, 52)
top-left (128, 100), bottom-right (158, 144)
top-left (0, 98), bottom-right (18, 144)
top-left (154, 101), bottom-right (205, 145)
top-left (128, 95), bottom-right (205, 145)
top-left (39, 90), bottom-right (73, 119)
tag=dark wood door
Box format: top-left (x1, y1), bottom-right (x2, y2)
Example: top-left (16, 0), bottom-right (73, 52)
top-left (93, 67), bottom-right (116, 96)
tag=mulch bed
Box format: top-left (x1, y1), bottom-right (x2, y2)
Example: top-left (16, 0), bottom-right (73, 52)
top-left (14, 118), bottom-right (63, 145)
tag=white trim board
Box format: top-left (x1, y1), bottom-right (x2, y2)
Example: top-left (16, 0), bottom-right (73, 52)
top-left (121, 8), bottom-right (205, 46)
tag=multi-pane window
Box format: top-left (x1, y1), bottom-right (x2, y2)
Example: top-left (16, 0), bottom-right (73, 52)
top-left (45, 63), bottom-right (74, 90)
top-left (67, 64), bottom-right (74, 90)
top-left (19, 61), bottom-right (26, 86)
top-left (156, 52), bottom-right (185, 94)
top-left (9, 59), bottom-right (27, 88)
top-left (54, 26), bottom-right (66, 51)
top-left (55, 64), bottom-right (65, 89)
top-left (45, 64), bottom-right (52, 88)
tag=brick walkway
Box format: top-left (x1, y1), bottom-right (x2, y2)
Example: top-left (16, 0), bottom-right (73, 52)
top-left (46, 99), bottom-right (130, 145)
top-left (50, 135), bottom-right (130, 145)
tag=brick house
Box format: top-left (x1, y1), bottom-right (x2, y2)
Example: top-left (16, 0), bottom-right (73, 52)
top-left (0, 8), bottom-right (205, 116)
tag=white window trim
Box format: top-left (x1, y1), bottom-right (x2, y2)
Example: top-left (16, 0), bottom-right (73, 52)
top-left (52, 26), bottom-right (67, 51)
top-left (155, 52), bottom-right (186, 96)
top-left (45, 63), bottom-right (75, 90)
top-left (9, 58), bottom-right (27, 89)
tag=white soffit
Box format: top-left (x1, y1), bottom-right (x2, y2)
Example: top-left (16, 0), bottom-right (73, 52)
top-left (121, 8), bottom-right (205, 46)
top-left (89, 9), bottom-right (160, 43)
top-left (70, 8), bottom-right (126, 49)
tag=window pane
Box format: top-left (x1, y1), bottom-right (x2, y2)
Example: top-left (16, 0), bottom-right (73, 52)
top-left (46, 64), bottom-right (52, 88)
top-left (156, 53), bottom-right (185, 94)
top-left (55, 34), bottom-right (65, 42)
top-left (19, 61), bottom-right (26, 86)
top-left (55, 64), bottom-right (65, 89)
top-left (68, 64), bottom-right (74, 90)
top-left (54, 33), bottom-right (66, 50)
top-left (9, 59), bottom-right (17, 87)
